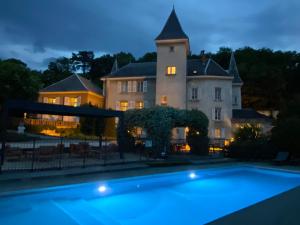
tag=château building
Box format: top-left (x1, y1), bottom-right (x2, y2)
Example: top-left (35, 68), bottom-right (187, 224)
top-left (36, 8), bottom-right (271, 141)
top-left (102, 9), bottom-right (245, 140)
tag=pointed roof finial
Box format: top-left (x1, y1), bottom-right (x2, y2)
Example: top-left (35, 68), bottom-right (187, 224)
top-left (156, 8), bottom-right (189, 41)
top-left (173, 4), bottom-right (175, 10)
top-left (229, 51), bottom-right (242, 83)
top-left (111, 57), bottom-right (119, 74)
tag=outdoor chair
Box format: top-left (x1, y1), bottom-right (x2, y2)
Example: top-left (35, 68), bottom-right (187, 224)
top-left (5, 145), bottom-right (23, 161)
top-left (70, 143), bottom-right (90, 157)
top-left (273, 151), bottom-right (289, 165)
top-left (37, 146), bottom-right (57, 161)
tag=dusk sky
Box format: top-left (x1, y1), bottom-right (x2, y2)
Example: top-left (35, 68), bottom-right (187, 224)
top-left (0, 0), bottom-right (299, 70)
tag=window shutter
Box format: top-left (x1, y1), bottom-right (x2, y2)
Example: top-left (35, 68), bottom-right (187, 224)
top-left (189, 88), bottom-right (192, 100)
top-left (221, 128), bottom-right (225, 139)
top-left (43, 97), bottom-right (48, 103)
top-left (212, 108), bottom-right (215, 120)
top-left (128, 81), bottom-right (132, 92)
top-left (129, 101), bottom-right (135, 109)
top-left (55, 97), bottom-right (60, 105)
top-left (198, 87), bottom-right (201, 100)
top-left (132, 81), bottom-right (137, 92)
top-left (116, 101), bottom-right (120, 110)
top-left (144, 100), bottom-right (148, 108)
top-left (117, 81), bottom-right (122, 93)
top-left (143, 81), bottom-right (148, 92)
top-left (212, 87), bottom-right (215, 100)
top-left (221, 88), bottom-right (225, 101)
top-left (77, 96), bottom-right (81, 106)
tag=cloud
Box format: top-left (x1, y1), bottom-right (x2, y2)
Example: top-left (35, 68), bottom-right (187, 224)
top-left (0, 0), bottom-right (299, 69)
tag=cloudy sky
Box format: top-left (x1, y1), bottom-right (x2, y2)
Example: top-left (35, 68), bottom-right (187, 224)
top-left (0, 0), bottom-right (299, 70)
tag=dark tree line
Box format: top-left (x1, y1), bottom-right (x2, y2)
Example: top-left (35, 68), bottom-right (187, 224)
top-left (1, 47), bottom-right (299, 112)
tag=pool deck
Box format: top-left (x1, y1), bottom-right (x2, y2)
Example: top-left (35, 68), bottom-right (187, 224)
top-left (0, 160), bottom-right (300, 225)
top-left (207, 185), bottom-right (300, 225)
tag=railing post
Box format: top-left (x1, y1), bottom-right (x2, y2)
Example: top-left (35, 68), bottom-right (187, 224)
top-left (0, 106), bottom-right (8, 174)
top-left (103, 137), bottom-right (107, 166)
top-left (59, 136), bottom-right (63, 169)
top-left (31, 138), bottom-right (36, 171)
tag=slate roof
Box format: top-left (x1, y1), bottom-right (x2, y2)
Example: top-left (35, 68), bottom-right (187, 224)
top-left (232, 109), bottom-right (271, 120)
top-left (40, 74), bottom-right (103, 96)
top-left (228, 52), bottom-right (243, 83)
top-left (156, 9), bottom-right (189, 41)
top-left (104, 59), bottom-right (230, 78)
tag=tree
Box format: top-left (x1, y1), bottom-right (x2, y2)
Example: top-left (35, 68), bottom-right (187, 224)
top-left (234, 124), bottom-right (262, 142)
top-left (137, 52), bottom-right (157, 62)
top-left (271, 98), bottom-right (300, 155)
top-left (185, 110), bottom-right (209, 155)
top-left (113, 52), bottom-right (135, 67)
top-left (122, 107), bottom-right (209, 155)
top-left (71, 51), bottom-right (94, 76)
top-left (0, 59), bottom-right (42, 104)
top-left (89, 54), bottom-right (115, 84)
top-left (42, 57), bottom-right (73, 87)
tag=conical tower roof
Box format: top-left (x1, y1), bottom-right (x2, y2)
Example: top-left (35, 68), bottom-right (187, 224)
top-left (229, 52), bottom-right (243, 84)
top-left (156, 8), bottom-right (189, 41)
top-left (111, 58), bottom-right (119, 74)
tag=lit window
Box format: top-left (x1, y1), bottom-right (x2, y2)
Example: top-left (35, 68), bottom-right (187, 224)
top-left (192, 88), bottom-right (198, 100)
top-left (135, 101), bottom-right (144, 109)
top-left (214, 107), bottom-right (222, 121)
top-left (120, 101), bottom-right (128, 111)
top-left (166, 66), bottom-right (176, 75)
top-left (215, 87), bottom-right (222, 101)
top-left (161, 96), bottom-right (168, 106)
top-left (69, 97), bottom-right (79, 107)
top-left (48, 98), bottom-right (56, 104)
top-left (214, 128), bottom-right (221, 138)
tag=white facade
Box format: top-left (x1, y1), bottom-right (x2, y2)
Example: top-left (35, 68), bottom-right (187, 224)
top-left (102, 9), bottom-right (243, 141)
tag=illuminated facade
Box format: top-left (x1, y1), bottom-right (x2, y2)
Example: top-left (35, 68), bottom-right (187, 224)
top-left (34, 74), bottom-right (104, 131)
top-left (102, 9), bottom-right (247, 141)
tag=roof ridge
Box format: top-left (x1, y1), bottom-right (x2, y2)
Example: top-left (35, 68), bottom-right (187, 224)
top-left (41, 74), bottom-right (75, 90)
top-left (204, 58), bottom-right (211, 75)
top-left (76, 74), bottom-right (89, 91)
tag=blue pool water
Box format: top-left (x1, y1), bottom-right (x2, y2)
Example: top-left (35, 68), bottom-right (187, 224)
top-left (1, 166), bottom-right (300, 225)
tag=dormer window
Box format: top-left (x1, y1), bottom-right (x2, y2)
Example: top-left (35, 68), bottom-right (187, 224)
top-left (166, 66), bottom-right (176, 76)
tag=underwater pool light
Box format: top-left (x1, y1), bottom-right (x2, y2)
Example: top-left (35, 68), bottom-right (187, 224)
top-left (98, 185), bottom-right (107, 193)
top-left (189, 172), bottom-right (197, 179)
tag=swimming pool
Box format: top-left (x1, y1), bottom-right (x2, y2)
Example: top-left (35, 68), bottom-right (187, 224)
top-left (1, 166), bottom-right (300, 225)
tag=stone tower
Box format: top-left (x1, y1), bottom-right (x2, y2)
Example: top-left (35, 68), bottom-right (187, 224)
top-left (155, 8), bottom-right (189, 109)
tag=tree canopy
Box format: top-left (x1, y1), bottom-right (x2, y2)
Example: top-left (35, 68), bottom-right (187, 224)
top-left (122, 106), bottom-right (209, 154)
top-left (0, 59), bottom-right (42, 104)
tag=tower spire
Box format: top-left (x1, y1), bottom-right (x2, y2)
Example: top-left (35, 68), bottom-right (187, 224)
top-left (229, 51), bottom-right (242, 83)
top-left (111, 57), bottom-right (119, 74)
top-left (155, 8), bottom-right (189, 41)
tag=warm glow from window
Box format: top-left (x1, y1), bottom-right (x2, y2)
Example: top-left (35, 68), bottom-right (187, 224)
top-left (135, 101), bottom-right (144, 109)
top-left (214, 128), bottom-right (221, 138)
top-left (69, 97), bottom-right (79, 107)
top-left (166, 66), bottom-right (176, 75)
top-left (161, 96), bottom-right (168, 106)
top-left (48, 98), bottom-right (56, 104)
top-left (120, 101), bottom-right (128, 111)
